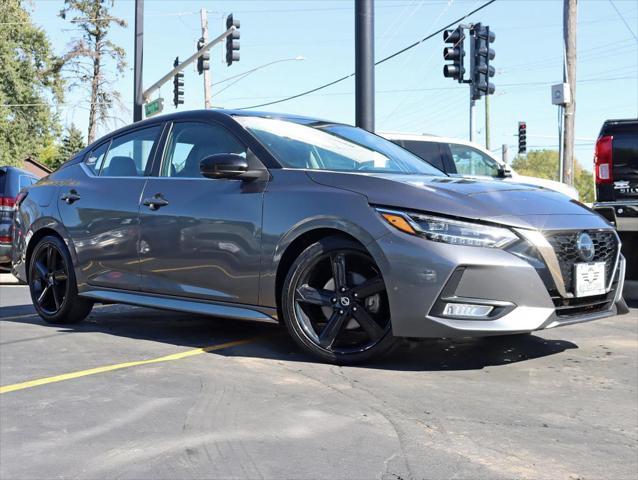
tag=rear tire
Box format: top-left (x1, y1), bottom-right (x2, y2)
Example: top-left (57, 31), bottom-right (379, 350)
top-left (28, 235), bottom-right (93, 324)
top-left (281, 236), bottom-right (397, 365)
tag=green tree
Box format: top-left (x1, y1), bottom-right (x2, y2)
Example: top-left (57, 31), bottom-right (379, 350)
top-left (0, 1), bottom-right (64, 167)
top-left (46, 124), bottom-right (85, 170)
top-left (512, 149), bottom-right (595, 203)
top-left (60, 0), bottom-right (127, 143)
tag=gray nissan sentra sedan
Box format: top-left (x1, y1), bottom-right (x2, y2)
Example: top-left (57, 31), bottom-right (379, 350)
top-left (11, 110), bottom-right (629, 364)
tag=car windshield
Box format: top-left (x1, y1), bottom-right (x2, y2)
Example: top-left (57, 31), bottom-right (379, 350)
top-left (235, 116), bottom-right (445, 176)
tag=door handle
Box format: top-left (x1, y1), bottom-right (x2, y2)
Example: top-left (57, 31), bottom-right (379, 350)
top-left (61, 191), bottom-right (80, 204)
top-left (143, 195), bottom-right (169, 211)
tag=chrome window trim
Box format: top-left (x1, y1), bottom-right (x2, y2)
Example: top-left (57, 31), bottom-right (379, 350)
top-left (516, 228), bottom-right (621, 299)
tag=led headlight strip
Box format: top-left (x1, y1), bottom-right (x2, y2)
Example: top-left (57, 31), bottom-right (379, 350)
top-left (377, 208), bottom-right (518, 249)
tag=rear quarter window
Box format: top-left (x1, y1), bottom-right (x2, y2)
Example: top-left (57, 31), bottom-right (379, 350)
top-left (84, 141), bottom-right (110, 175)
top-left (393, 140), bottom-right (445, 171)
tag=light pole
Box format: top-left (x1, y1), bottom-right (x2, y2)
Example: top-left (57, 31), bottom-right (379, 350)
top-left (355, 0), bottom-right (374, 132)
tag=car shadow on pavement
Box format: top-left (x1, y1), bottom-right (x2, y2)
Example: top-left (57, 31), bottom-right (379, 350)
top-left (1, 305), bottom-right (578, 372)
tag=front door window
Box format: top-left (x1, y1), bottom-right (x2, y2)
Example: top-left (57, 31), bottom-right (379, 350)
top-left (449, 144), bottom-right (500, 177)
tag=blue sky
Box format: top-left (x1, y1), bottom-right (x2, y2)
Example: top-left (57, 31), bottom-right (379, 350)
top-left (30, 0), bottom-right (638, 171)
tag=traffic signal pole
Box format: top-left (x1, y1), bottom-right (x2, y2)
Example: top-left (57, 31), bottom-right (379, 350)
top-left (142, 26), bottom-right (236, 102)
top-left (469, 91), bottom-right (476, 142)
top-left (200, 8), bottom-right (212, 109)
top-left (485, 93), bottom-right (490, 149)
top-left (355, 0), bottom-right (374, 132)
top-left (133, 0), bottom-right (144, 122)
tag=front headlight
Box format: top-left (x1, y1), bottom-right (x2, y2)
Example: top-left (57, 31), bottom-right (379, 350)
top-left (377, 208), bottom-right (518, 249)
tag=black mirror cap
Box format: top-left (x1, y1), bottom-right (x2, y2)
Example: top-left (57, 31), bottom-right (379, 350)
top-left (200, 154), bottom-right (248, 179)
top-left (498, 165), bottom-right (513, 178)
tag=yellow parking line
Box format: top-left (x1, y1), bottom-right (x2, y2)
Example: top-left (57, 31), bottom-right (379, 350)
top-left (0, 335), bottom-right (271, 394)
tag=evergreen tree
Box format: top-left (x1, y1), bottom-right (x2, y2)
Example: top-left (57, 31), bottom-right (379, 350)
top-left (49, 124), bottom-right (85, 169)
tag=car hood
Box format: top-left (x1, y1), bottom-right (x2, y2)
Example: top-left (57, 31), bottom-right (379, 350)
top-left (307, 171), bottom-right (610, 231)
top-left (508, 173), bottom-right (579, 200)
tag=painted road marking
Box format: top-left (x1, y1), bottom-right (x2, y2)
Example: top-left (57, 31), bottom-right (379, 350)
top-left (0, 335), bottom-right (272, 394)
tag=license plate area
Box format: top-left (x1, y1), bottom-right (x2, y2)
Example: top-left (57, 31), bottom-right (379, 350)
top-left (574, 262), bottom-right (606, 297)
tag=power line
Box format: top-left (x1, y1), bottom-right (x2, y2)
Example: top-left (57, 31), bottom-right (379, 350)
top-left (235, 0), bottom-right (498, 110)
top-left (608, 0), bottom-right (638, 42)
top-left (221, 75), bottom-right (633, 103)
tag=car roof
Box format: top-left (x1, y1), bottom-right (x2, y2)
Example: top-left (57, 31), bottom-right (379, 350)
top-left (379, 132), bottom-right (502, 163)
top-left (83, 109), bottom-right (337, 150)
top-left (106, 109), bottom-right (333, 135)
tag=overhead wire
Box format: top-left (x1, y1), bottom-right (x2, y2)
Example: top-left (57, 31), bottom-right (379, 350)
top-left (234, 0), bottom-right (497, 110)
top-left (608, 0), bottom-right (638, 42)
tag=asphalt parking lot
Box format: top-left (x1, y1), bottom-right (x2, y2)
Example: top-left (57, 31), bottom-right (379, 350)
top-left (1, 284), bottom-right (637, 480)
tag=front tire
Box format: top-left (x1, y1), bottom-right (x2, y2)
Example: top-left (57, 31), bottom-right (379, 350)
top-left (281, 237), bottom-right (397, 364)
top-left (28, 235), bottom-right (93, 324)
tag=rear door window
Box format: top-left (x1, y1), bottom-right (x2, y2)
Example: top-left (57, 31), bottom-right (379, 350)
top-left (18, 175), bottom-right (37, 190)
top-left (101, 126), bottom-right (162, 177)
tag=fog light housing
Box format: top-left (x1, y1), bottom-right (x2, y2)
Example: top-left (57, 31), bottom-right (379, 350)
top-left (442, 303), bottom-right (493, 318)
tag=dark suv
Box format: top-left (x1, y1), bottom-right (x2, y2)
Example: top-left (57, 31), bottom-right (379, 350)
top-left (0, 166), bottom-right (38, 270)
top-left (592, 119), bottom-right (638, 280)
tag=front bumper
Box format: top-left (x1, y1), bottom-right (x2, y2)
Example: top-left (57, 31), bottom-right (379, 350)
top-left (370, 228), bottom-right (627, 339)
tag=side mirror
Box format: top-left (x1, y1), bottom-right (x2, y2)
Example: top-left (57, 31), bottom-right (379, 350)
top-left (497, 164), bottom-right (512, 178)
top-left (200, 154), bottom-right (249, 179)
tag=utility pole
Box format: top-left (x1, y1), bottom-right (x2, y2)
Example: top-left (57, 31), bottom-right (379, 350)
top-left (562, 0), bottom-right (577, 185)
top-left (200, 8), bottom-right (212, 109)
top-left (502, 143), bottom-right (508, 165)
top-left (469, 91), bottom-right (475, 142)
top-left (355, 0), bottom-right (374, 132)
top-left (485, 94), bottom-right (490, 149)
top-left (133, 0), bottom-right (144, 121)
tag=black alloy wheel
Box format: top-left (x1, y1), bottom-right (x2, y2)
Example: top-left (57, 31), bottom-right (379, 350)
top-left (282, 236), bottom-right (396, 364)
top-left (31, 241), bottom-right (68, 315)
top-left (29, 235), bottom-right (93, 324)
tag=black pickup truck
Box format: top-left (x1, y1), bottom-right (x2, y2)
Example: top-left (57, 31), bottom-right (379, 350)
top-left (592, 119), bottom-right (637, 280)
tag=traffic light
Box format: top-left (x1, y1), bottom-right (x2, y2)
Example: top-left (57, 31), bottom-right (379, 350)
top-left (225, 14), bottom-right (240, 66)
top-left (442, 27), bottom-right (465, 82)
top-left (471, 23), bottom-right (495, 100)
top-left (172, 57), bottom-right (184, 108)
top-left (518, 121), bottom-right (527, 154)
top-left (197, 37), bottom-right (210, 75)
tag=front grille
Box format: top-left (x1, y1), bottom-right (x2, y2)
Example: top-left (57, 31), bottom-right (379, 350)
top-left (546, 230), bottom-right (618, 294)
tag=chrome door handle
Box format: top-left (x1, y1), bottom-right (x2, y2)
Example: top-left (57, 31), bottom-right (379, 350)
top-left (61, 191), bottom-right (80, 204)
top-left (143, 195), bottom-right (169, 210)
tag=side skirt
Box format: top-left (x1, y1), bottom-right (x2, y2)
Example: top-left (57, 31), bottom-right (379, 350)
top-left (79, 288), bottom-right (279, 324)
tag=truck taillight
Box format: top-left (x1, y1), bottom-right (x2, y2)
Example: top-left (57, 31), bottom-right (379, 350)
top-left (0, 196), bottom-right (16, 212)
top-left (594, 135), bottom-right (613, 184)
